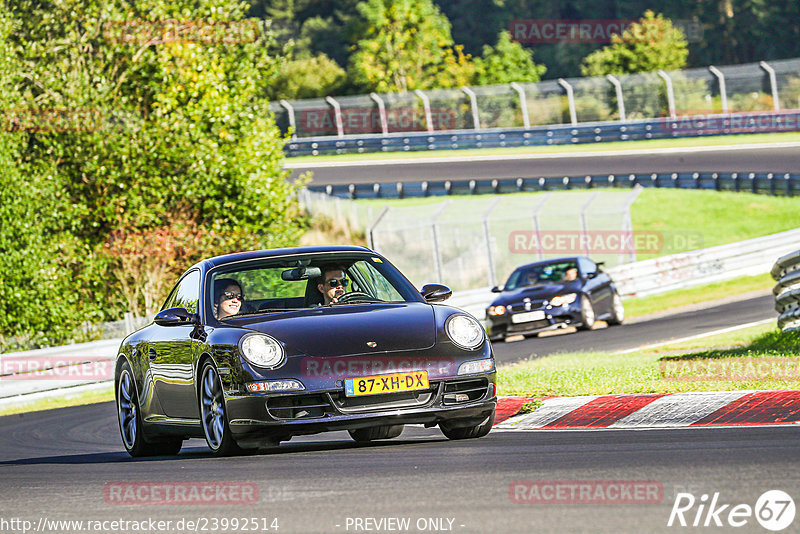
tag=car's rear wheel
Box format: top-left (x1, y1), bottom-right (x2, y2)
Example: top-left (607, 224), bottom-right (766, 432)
top-left (577, 295), bottom-right (595, 330)
top-left (440, 410), bottom-right (494, 440)
top-left (200, 361), bottom-right (244, 457)
top-left (117, 362), bottom-right (182, 457)
top-left (348, 425), bottom-right (404, 442)
top-left (607, 291), bottom-right (625, 325)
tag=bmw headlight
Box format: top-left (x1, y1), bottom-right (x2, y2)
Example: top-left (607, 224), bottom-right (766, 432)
top-left (550, 293), bottom-right (577, 307)
top-left (487, 305), bottom-right (506, 316)
top-left (239, 334), bottom-right (285, 368)
top-left (445, 314), bottom-right (485, 350)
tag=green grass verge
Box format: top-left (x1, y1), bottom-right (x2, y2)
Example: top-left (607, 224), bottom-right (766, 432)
top-left (286, 131), bottom-right (800, 164)
top-left (622, 273), bottom-right (774, 318)
top-left (0, 384), bottom-right (114, 417)
top-left (497, 322), bottom-right (800, 397)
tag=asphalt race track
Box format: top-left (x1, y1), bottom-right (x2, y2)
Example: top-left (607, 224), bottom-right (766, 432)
top-left (0, 293), bottom-right (795, 533)
top-left (286, 144), bottom-right (800, 185)
top-left (490, 293), bottom-right (775, 365)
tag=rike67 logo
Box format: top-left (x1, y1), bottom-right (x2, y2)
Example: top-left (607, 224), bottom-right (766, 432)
top-left (668, 490), bottom-right (795, 531)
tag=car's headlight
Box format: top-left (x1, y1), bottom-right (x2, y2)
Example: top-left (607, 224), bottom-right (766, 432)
top-left (487, 305), bottom-right (506, 316)
top-left (239, 334), bottom-right (285, 368)
top-left (445, 314), bottom-right (485, 350)
top-left (550, 293), bottom-right (577, 307)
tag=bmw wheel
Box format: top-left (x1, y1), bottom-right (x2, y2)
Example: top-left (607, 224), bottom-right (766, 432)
top-left (117, 361), bottom-right (182, 457)
top-left (607, 291), bottom-right (625, 325)
top-left (200, 361), bottom-right (243, 457)
top-left (577, 295), bottom-right (595, 330)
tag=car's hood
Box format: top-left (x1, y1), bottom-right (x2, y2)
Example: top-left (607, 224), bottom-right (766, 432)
top-left (233, 302), bottom-right (436, 357)
top-left (491, 282), bottom-right (580, 305)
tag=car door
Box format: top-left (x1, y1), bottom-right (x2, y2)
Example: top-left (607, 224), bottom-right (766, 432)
top-left (578, 257), bottom-right (613, 314)
top-left (149, 269), bottom-right (203, 420)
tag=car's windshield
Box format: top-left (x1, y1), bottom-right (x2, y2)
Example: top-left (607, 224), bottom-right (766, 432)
top-left (503, 260), bottom-right (579, 290)
top-left (207, 253), bottom-right (421, 320)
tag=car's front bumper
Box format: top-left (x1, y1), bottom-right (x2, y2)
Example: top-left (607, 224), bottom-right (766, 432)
top-left (487, 304), bottom-right (581, 339)
top-left (224, 373), bottom-right (496, 442)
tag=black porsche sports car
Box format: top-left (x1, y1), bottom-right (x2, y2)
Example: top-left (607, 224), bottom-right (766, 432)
top-left (485, 256), bottom-right (624, 341)
top-left (115, 246), bottom-right (496, 457)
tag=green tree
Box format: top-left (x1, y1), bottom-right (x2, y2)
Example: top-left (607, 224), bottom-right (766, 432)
top-left (266, 53), bottom-right (346, 100)
top-left (581, 10), bottom-right (689, 76)
top-left (347, 0), bottom-right (474, 93)
top-left (472, 30), bottom-right (546, 85)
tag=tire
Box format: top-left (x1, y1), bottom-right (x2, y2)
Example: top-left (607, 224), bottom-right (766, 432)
top-left (577, 295), bottom-right (595, 331)
top-left (440, 410), bottom-right (494, 440)
top-left (200, 361), bottom-right (244, 457)
top-left (117, 362), bottom-right (182, 457)
top-left (607, 291), bottom-right (625, 325)
top-left (348, 425), bottom-right (404, 442)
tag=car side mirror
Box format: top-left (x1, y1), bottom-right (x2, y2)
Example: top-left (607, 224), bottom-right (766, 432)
top-left (491, 286), bottom-right (502, 293)
top-left (420, 284), bottom-right (452, 303)
top-left (586, 272), bottom-right (597, 279)
top-left (155, 307), bottom-right (198, 326)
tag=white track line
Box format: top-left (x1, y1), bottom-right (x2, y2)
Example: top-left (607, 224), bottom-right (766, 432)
top-left (283, 141), bottom-right (800, 168)
top-left (616, 318), bottom-right (775, 355)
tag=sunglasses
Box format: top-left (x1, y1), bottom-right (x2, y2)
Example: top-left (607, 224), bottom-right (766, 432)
top-left (325, 278), bottom-right (349, 288)
top-left (221, 291), bottom-right (244, 301)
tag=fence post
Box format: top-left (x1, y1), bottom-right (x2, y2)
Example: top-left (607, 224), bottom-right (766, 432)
top-left (579, 192), bottom-right (599, 256)
top-left (367, 206), bottom-right (390, 251)
top-left (430, 200), bottom-right (452, 283)
top-left (482, 198), bottom-right (501, 287)
top-left (531, 193), bottom-right (552, 260)
top-left (325, 96), bottom-right (344, 137)
top-left (621, 185), bottom-right (644, 264)
top-left (461, 86), bottom-right (481, 130)
top-left (759, 61), bottom-right (781, 111)
top-left (414, 89), bottom-right (434, 133)
top-left (279, 99), bottom-right (297, 138)
top-left (510, 82), bottom-right (530, 128)
top-left (605, 75), bottom-right (626, 122)
top-left (708, 66), bottom-right (729, 113)
top-left (369, 92), bottom-right (389, 134)
top-left (657, 70), bottom-right (677, 120)
top-left (124, 312), bottom-right (135, 335)
top-left (557, 78), bottom-right (577, 125)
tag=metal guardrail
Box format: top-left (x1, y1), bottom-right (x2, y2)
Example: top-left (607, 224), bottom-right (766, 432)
top-left (310, 172), bottom-right (800, 199)
top-left (449, 228), bottom-right (800, 322)
top-left (772, 249), bottom-right (800, 332)
top-left (286, 111), bottom-right (800, 157)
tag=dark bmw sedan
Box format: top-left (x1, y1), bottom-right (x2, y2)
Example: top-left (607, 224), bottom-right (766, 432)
top-left (115, 246), bottom-right (496, 457)
top-left (485, 256), bottom-right (624, 342)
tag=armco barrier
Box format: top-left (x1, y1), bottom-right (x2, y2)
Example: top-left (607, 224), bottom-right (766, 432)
top-left (310, 172), bottom-right (800, 199)
top-left (772, 249), bottom-right (800, 332)
top-left (449, 228), bottom-right (800, 322)
top-left (286, 111), bottom-right (800, 157)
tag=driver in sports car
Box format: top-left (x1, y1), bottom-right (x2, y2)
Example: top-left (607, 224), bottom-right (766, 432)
top-left (317, 265), bottom-right (349, 305)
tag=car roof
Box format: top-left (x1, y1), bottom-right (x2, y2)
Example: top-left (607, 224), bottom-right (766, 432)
top-left (513, 256), bottom-right (586, 271)
top-left (192, 245), bottom-right (374, 270)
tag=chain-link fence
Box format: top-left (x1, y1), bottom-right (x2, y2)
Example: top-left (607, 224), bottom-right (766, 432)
top-left (271, 58), bottom-right (800, 139)
top-left (301, 188), bottom-right (641, 292)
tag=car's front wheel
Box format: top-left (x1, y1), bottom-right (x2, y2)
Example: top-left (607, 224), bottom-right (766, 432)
top-left (200, 361), bottom-right (244, 457)
top-left (348, 425), bottom-right (404, 442)
top-left (117, 362), bottom-right (182, 457)
top-left (440, 411), bottom-right (494, 440)
top-left (577, 295), bottom-right (595, 330)
top-left (607, 291), bottom-right (625, 325)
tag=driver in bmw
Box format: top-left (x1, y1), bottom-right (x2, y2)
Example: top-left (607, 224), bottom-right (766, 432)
top-left (317, 265), bottom-right (349, 305)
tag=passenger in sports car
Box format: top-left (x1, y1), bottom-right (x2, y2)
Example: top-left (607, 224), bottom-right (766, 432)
top-left (317, 265), bottom-right (349, 305)
top-left (214, 278), bottom-right (244, 319)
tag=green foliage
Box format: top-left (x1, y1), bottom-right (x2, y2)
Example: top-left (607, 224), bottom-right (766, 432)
top-left (0, 0), bottom-right (303, 348)
top-left (347, 0), bottom-right (474, 93)
top-left (266, 53), bottom-right (346, 100)
top-left (472, 31), bottom-right (545, 86)
top-left (581, 11), bottom-right (689, 77)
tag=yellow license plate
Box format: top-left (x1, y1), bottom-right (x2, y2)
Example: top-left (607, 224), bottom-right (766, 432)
top-left (344, 371), bottom-right (429, 397)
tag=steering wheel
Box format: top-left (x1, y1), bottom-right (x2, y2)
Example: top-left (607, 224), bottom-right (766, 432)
top-left (335, 291), bottom-right (380, 304)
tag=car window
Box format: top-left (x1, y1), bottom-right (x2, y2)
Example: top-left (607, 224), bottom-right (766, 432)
top-left (577, 257), bottom-right (597, 277)
top-left (350, 260), bottom-right (404, 302)
top-left (504, 260), bottom-right (579, 290)
top-left (161, 270), bottom-right (201, 313)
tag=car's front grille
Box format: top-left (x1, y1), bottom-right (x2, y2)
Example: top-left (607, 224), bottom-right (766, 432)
top-left (507, 319), bottom-right (550, 333)
top-left (442, 378), bottom-right (489, 405)
top-left (330, 385), bottom-right (437, 413)
top-left (266, 394), bottom-right (334, 419)
top-left (508, 301), bottom-right (546, 312)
